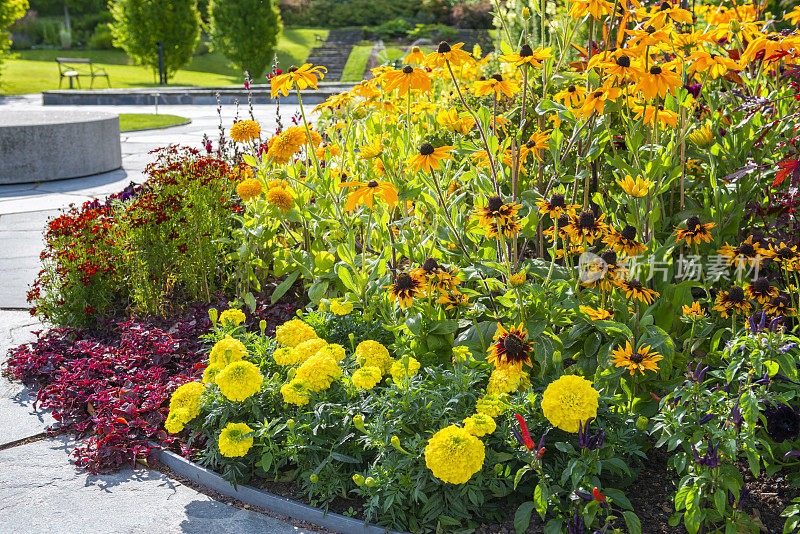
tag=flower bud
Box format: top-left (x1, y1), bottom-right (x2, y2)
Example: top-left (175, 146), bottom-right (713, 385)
top-left (636, 416), bottom-right (649, 431)
top-left (309, 474), bottom-right (319, 483)
top-left (522, 7), bottom-right (531, 19)
top-left (352, 474), bottom-right (365, 486)
top-left (364, 476), bottom-right (376, 487)
top-left (286, 418), bottom-right (295, 430)
top-left (390, 435), bottom-right (408, 453)
top-left (208, 308), bottom-right (218, 325)
top-left (353, 414), bottom-right (366, 432)
top-left (259, 320), bottom-right (267, 334)
top-left (729, 19), bottom-right (741, 33)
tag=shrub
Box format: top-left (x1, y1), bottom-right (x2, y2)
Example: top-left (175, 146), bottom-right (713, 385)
top-left (207, 0), bottom-right (281, 79)
top-left (109, 0), bottom-right (200, 83)
top-left (0, 0), bottom-right (28, 71)
top-left (450, 0), bottom-right (492, 28)
top-left (375, 18), bottom-right (412, 40)
top-left (87, 22), bottom-right (114, 49)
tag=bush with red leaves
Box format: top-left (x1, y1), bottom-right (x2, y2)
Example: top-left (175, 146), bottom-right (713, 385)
top-left (3, 299), bottom-right (299, 473)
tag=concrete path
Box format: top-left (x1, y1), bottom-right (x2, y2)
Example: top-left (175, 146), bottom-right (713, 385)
top-left (0, 95), bottom-right (318, 534)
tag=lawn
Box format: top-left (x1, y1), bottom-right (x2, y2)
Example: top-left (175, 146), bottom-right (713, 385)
top-left (119, 113), bottom-right (189, 132)
top-left (0, 29), bottom-right (329, 95)
top-left (340, 45), bottom-right (425, 82)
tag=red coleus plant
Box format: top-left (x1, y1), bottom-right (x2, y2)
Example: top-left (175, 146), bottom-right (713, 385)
top-left (774, 156), bottom-right (800, 187)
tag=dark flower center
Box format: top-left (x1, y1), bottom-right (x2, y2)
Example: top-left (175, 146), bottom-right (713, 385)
top-left (395, 273), bottom-right (415, 291)
top-left (620, 225), bottom-right (637, 241)
top-left (288, 66), bottom-right (299, 73)
top-left (491, 73), bottom-right (503, 82)
top-left (630, 352), bottom-right (644, 364)
top-left (660, 1), bottom-right (671, 10)
top-left (735, 242), bottom-right (756, 257)
top-left (526, 140), bottom-right (536, 148)
top-left (568, 85), bottom-right (576, 92)
top-left (419, 143), bottom-right (435, 156)
top-left (646, 25), bottom-right (656, 34)
top-left (367, 180), bottom-right (379, 188)
top-left (488, 196), bottom-right (503, 213)
top-left (627, 279), bottom-right (643, 290)
top-left (437, 41), bottom-right (451, 54)
top-left (616, 55), bottom-right (631, 68)
top-left (593, 90), bottom-right (604, 98)
top-left (752, 277), bottom-right (770, 293)
top-left (557, 213), bottom-right (571, 227)
top-left (686, 216), bottom-right (701, 232)
top-left (549, 193), bottom-right (566, 208)
top-left (650, 65), bottom-right (662, 75)
top-left (402, 65), bottom-right (414, 74)
top-left (601, 249), bottom-right (617, 265)
top-left (778, 247), bottom-right (794, 259)
top-left (503, 333), bottom-right (527, 360)
top-left (726, 286), bottom-right (745, 303)
top-left (577, 210), bottom-right (596, 229)
top-left (519, 44), bottom-right (533, 57)
top-left (422, 257), bottom-right (439, 273)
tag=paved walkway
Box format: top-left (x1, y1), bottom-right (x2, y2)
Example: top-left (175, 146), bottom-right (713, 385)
top-left (0, 95), bottom-right (315, 534)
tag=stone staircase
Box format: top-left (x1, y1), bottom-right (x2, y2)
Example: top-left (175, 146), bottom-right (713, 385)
top-left (454, 29), bottom-right (494, 54)
top-left (305, 29), bottom-right (364, 82)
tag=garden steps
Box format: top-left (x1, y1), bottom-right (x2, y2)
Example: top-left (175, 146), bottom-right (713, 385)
top-left (453, 29), bottom-right (494, 54)
top-left (305, 29), bottom-right (365, 82)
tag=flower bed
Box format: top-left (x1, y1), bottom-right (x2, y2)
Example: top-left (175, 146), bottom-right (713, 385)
top-left (5, 1), bottom-right (800, 533)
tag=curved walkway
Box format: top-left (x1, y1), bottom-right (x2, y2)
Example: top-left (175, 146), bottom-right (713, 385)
top-left (0, 95), bottom-right (317, 534)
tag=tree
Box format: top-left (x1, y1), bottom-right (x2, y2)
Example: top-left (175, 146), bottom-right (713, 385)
top-left (208, 0), bottom-right (281, 80)
top-left (109, 0), bottom-right (200, 84)
top-left (0, 0), bottom-right (28, 77)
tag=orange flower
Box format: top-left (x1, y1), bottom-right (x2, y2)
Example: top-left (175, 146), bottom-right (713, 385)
top-left (339, 180), bottom-right (399, 211)
top-left (408, 143), bottom-right (455, 173)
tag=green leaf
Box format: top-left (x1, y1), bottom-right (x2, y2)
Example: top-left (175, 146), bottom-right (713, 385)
top-left (271, 270), bottom-right (300, 304)
top-left (259, 452), bottom-right (273, 471)
top-left (514, 501), bottom-right (535, 534)
top-left (623, 511), bottom-right (642, 534)
top-left (244, 292), bottom-right (256, 312)
top-left (329, 451), bottom-right (360, 463)
top-left (533, 484), bottom-right (549, 519)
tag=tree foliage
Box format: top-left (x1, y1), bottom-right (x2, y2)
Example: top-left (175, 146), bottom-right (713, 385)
top-left (109, 0), bottom-right (200, 83)
top-left (0, 0), bottom-right (28, 75)
top-left (208, 0), bottom-right (281, 79)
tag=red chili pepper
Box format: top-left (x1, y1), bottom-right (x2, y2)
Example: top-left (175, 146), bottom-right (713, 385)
top-left (650, 392), bottom-right (662, 402)
top-left (536, 447), bottom-right (545, 459)
top-left (593, 487), bottom-right (607, 502)
top-left (514, 414), bottom-right (535, 450)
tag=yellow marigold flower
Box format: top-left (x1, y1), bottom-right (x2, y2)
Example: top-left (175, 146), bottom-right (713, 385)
top-left (616, 175), bottom-right (653, 198)
top-left (351, 366), bottom-right (383, 390)
top-left (266, 186), bottom-right (294, 212)
top-left (219, 308), bottom-right (246, 326)
top-left (270, 63), bottom-right (327, 99)
top-left (463, 413), bottom-right (497, 437)
top-left (236, 178), bottom-right (262, 202)
top-left (266, 127), bottom-right (306, 165)
top-left (424, 425), bottom-right (485, 484)
top-left (293, 338), bottom-right (328, 365)
top-left (209, 336), bottom-right (247, 367)
top-left (295, 354), bottom-right (342, 392)
top-left (509, 272), bottom-right (526, 286)
top-left (338, 180), bottom-right (399, 211)
top-left (486, 367), bottom-right (529, 395)
top-left (355, 340), bottom-right (392, 374)
top-left (215, 360), bottom-right (263, 402)
top-left (230, 120), bottom-right (260, 143)
top-left (167, 382), bottom-right (205, 431)
top-left (218, 422), bottom-right (254, 457)
top-left (452, 346), bottom-right (472, 364)
top-left (390, 357), bottom-right (420, 384)
top-left (475, 394), bottom-right (508, 417)
top-left (276, 319), bottom-right (318, 348)
top-left (408, 143), bottom-right (455, 173)
top-left (272, 347), bottom-right (301, 366)
top-left (610, 341), bottom-right (663, 376)
top-left (202, 364), bottom-right (224, 384)
top-left (541, 375), bottom-right (599, 433)
top-left (165, 409), bottom-right (188, 433)
top-left (281, 379), bottom-right (311, 406)
top-left (316, 343), bottom-right (346, 362)
top-left (329, 300), bottom-right (353, 315)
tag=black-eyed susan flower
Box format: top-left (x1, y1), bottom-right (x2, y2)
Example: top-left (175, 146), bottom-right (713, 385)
top-left (611, 341), bottom-right (663, 375)
top-left (381, 65), bottom-right (432, 93)
top-left (488, 323), bottom-right (533, 370)
top-left (579, 86), bottom-right (622, 119)
top-left (718, 236), bottom-right (765, 268)
top-left (425, 41), bottom-right (474, 68)
top-left (632, 103), bottom-right (679, 128)
top-left (474, 196), bottom-right (520, 227)
top-left (566, 210), bottom-right (608, 244)
top-left (230, 120), bottom-right (261, 143)
top-left (687, 124), bottom-right (714, 147)
top-left (388, 272), bottom-right (422, 309)
top-left (618, 278), bottom-right (659, 304)
top-left (617, 175), bottom-right (654, 198)
top-left (499, 43), bottom-right (552, 68)
top-left (436, 290), bottom-right (470, 309)
top-left (405, 45), bottom-right (426, 64)
top-left (270, 63), bottom-right (327, 98)
top-left (535, 193), bottom-right (580, 219)
top-left (473, 74), bottom-right (520, 98)
top-left (674, 216), bottom-right (715, 245)
top-left (764, 293), bottom-right (797, 317)
top-left (568, 0), bottom-right (614, 19)
top-left (546, 213), bottom-right (574, 241)
top-left (436, 108), bottom-right (476, 134)
top-left (682, 301), bottom-right (706, 319)
top-left (637, 64), bottom-right (682, 100)
top-left (579, 305), bottom-right (613, 321)
top-left (600, 53), bottom-right (643, 83)
top-left (487, 216), bottom-right (523, 238)
top-left (339, 180), bottom-right (399, 211)
top-left (519, 130), bottom-right (551, 162)
top-left (604, 224), bottom-right (648, 256)
top-left (408, 143), bottom-right (455, 173)
top-left (746, 277), bottom-right (779, 305)
top-left (763, 242), bottom-right (799, 272)
top-left (687, 50), bottom-right (740, 79)
top-left (554, 84), bottom-right (587, 108)
top-left (712, 285), bottom-right (752, 318)
top-left (509, 271), bottom-right (527, 286)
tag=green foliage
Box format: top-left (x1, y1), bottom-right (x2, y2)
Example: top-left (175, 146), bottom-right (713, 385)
top-left (281, 0), bottom-right (424, 28)
top-left (0, 0), bottom-right (28, 73)
top-left (109, 0), bottom-right (200, 83)
top-left (208, 0), bottom-right (281, 79)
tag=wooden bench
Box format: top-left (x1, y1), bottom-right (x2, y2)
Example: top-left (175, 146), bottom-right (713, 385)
top-left (56, 57), bottom-right (111, 89)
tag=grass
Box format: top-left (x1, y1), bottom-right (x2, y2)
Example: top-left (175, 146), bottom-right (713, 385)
top-left (119, 113), bottom-right (189, 132)
top-left (0, 29), bottom-right (329, 95)
top-left (340, 45), bottom-right (373, 82)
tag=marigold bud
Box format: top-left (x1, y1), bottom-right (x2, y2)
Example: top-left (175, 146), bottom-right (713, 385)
top-left (309, 474), bottom-right (319, 483)
top-left (522, 7), bottom-right (531, 18)
top-left (352, 474), bottom-right (365, 486)
top-left (353, 414), bottom-right (366, 432)
top-left (636, 416), bottom-right (649, 431)
top-left (286, 418), bottom-right (295, 430)
top-left (364, 476), bottom-right (376, 487)
top-left (208, 308), bottom-right (219, 325)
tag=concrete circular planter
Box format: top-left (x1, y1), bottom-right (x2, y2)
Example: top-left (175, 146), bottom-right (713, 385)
top-left (0, 111), bottom-right (122, 185)
top-left (151, 446), bottom-right (407, 534)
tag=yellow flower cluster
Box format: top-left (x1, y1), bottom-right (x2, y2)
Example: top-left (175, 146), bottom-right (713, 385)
top-left (280, 379), bottom-right (311, 406)
top-left (236, 179), bottom-right (262, 202)
top-left (389, 357), bottom-right (420, 384)
top-left (273, 347), bottom-right (302, 366)
top-left (351, 366), bottom-right (383, 390)
top-left (486, 367), bottom-right (529, 396)
top-left (541, 375), bottom-right (599, 433)
top-left (463, 413), bottom-right (496, 437)
top-left (165, 381), bottom-right (205, 433)
top-left (219, 308), bottom-right (246, 326)
top-left (209, 337), bottom-right (247, 367)
top-left (329, 300), bottom-right (353, 315)
top-left (293, 338), bottom-right (329, 364)
top-left (475, 395), bottom-right (508, 418)
top-left (218, 422), bottom-right (254, 457)
top-left (295, 353), bottom-right (342, 392)
top-left (354, 340), bottom-right (392, 374)
top-left (229, 120), bottom-right (260, 143)
top-left (215, 360), bottom-right (263, 402)
top-left (424, 425), bottom-right (485, 484)
top-left (316, 343), bottom-right (346, 362)
top-left (275, 319), bottom-right (318, 348)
